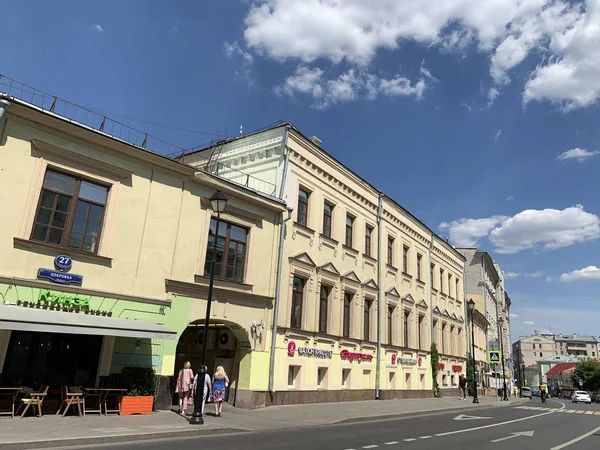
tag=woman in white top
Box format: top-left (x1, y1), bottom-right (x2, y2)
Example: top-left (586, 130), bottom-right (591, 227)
top-left (193, 365), bottom-right (212, 414)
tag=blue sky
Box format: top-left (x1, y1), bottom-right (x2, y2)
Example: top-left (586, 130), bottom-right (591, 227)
top-left (4, 0), bottom-right (600, 342)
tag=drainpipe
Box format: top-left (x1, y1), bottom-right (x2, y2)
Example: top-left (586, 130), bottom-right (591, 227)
top-left (428, 235), bottom-right (435, 345)
top-left (375, 194), bottom-right (384, 400)
top-left (463, 264), bottom-right (469, 361)
top-left (0, 100), bottom-right (11, 144)
top-left (278, 126), bottom-right (291, 199)
top-left (269, 207), bottom-right (293, 394)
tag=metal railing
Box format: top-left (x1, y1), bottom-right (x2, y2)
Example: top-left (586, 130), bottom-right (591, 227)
top-left (0, 74), bottom-right (185, 157)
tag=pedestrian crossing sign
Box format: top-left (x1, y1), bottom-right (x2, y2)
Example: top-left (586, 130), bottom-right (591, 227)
top-left (488, 350), bottom-right (502, 364)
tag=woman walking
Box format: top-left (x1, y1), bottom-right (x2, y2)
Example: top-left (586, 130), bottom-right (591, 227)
top-left (212, 365), bottom-right (229, 417)
top-left (175, 361), bottom-right (194, 415)
top-left (193, 365), bottom-right (212, 414)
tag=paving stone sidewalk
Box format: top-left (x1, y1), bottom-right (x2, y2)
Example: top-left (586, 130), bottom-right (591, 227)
top-left (0, 395), bottom-right (525, 449)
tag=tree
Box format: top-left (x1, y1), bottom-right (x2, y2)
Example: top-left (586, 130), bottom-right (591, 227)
top-left (431, 343), bottom-right (441, 397)
top-left (572, 359), bottom-right (600, 391)
top-left (466, 356), bottom-right (476, 397)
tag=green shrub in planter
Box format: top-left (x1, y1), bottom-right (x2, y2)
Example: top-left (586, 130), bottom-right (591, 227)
top-left (122, 366), bottom-right (155, 397)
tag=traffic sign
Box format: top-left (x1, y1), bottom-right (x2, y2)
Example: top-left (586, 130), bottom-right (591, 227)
top-left (488, 350), bottom-right (502, 364)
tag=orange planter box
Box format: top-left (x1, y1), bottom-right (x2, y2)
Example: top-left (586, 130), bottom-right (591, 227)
top-left (120, 396), bottom-right (153, 415)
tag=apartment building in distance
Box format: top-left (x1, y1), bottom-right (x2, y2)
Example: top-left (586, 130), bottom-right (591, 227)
top-left (183, 124), bottom-right (468, 404)
top-left (514, 331), bottom-right (598, 369)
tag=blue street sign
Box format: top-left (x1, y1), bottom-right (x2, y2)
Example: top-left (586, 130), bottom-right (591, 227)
top-left (54, 255), bottom-right (72, 270)
top-left (579, 378), bottom-right (583, 383)
top-left (38, 268), bottom-right (83, 285)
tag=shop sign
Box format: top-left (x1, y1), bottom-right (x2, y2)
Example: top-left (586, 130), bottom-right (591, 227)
top-left (17, 289), bottom-right (113, 316)
top-left (38, 268), bottom-right (83, 285)
top-left (287, 341), bottom-right (333, 358)
top-left (340, 349), bottom-right (373, 362)
top-left (452, 365), bottom-right (463, 372)
top-left (438, 363), bottom-right (445, 370)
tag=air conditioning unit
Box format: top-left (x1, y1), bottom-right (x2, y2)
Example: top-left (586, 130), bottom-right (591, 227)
top-left (217, 329), bottom-right (237, 350)
top-left (198, 329), bottom-right (217, 349)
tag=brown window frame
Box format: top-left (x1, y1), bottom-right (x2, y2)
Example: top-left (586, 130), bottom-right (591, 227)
top-left (364, 299), bottom-right (372, 341)
top-left (448, 273), bottom-right (453, 297)
top-left (403, 311), bottom-right (410, 347)
top-left (440, 268), bottom-right (444, 293)
top-left (319, 285), bottom-right (330, 334)
top-left (388, 306), bottom-right (394, 345)
top-left (30, 169), bottom-right (108, 255)
top-left (343, 293), bottom-right (352, 338)
top-left (418, 315), bottom-right (424, 350)
top-left (291, 276), bottom-right (305, 329)
top-left (323, 202), bottom-right (333, 238)
top-left (387, 237), bottom-right (394, 266)
top-left (417, 253), bottom-right (422, 280)
top-left (365, 225), bottom-right (373, 257)
top-left (402, 245), bottom-right (409, 273)
top-left (345, 214), bottom-right (354, 248)
top-left (204, 219), bottom-right (248, 282)
top-left (297, 188), bottom-right (309, 227)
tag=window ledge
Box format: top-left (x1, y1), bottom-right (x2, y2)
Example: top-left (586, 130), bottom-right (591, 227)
top-left (416, 279), bottom-right (426, 286)
top-left (13, 237), bottom-right (112, 267)
top-left (319, 233), bottom-right (339, 247)
top-left (386, 264), bottom-right (398, 274)
top-left (363, 254), bottom-right (377, 264)
top-left (293, 221), bottom-right (316, 235)
top-left (402, 272), bottom-right (413, 280)
top-left (194, 274), bottom-right (253, 291)
top-left (342, 245), bottom-right (359, 256)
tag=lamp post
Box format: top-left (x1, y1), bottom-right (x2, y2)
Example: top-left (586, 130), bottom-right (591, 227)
top-left (190, 190), bottom-right (228, 425)
top-left (498, 317), bottom-right (509, 401)
top-left (468, 299), bottom-right (479, 404)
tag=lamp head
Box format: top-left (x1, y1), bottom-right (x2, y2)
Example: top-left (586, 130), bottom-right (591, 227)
top-left (209, 190), bottom-right (228, 214)
top-left (467, 299), bottom-right (475, 312)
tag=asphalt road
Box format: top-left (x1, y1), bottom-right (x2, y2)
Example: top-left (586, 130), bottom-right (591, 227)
top-left (40, 398), bottom-right (600, 450)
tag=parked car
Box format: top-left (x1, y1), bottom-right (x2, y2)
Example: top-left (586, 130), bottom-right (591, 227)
top-left (591, 392), bottom-right (600, 403)
top-left (532, 389), bottom-right (540, 397)
top-left (521, 387), bottom-right (532, 399)
top-left (572, 391), bottom-right (592, 404)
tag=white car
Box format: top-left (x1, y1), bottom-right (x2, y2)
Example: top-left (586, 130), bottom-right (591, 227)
top-left (521, 387), bottom-right (532, 399)
top-left (572, 391), bottom-right (592, 404)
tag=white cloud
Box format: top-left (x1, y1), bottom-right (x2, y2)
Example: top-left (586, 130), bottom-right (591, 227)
top-left (546, 276), bottom-right (556, 282)
top-left (523, 320), bottom-right (536, 325)
top-left (224, 41), bottom-right (255, 86)
top-left (494, 129), bottom-right (503, 141)
top-left (560, 265), bottom-right (600, 281)
top-left (241, 0), bottom-right (600, 110)
top-left (528, 271), bottom-right (544, 277)
top-left (510, 313), bottom-right (520, 319)
top-left (93, 24), bottom-right (104, 32)
top-left (441, 204), bottom-right (600, 253)
top-left (503, 271), bottom-right (521, 279)
top-left (462, 102), bottom-right (472, 112)
top-left (487, 87), bottom-right (500, 108)
top-left (505, 196), bottom-right (514, 202)
top-left (557, 148), bottom-right (600, 162)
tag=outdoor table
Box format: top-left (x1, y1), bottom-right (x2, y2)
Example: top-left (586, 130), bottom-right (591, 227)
top-left (82, 388), bottom-right (104, 415)
top-left (83, 388), bottom-right (127, 415)
top-left (0, 387), bottom-right (21, 418)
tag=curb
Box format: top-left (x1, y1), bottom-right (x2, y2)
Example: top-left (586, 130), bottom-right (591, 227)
top-left (0, 428), bottom-right (244, 450)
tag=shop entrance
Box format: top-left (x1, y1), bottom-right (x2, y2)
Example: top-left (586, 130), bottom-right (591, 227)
top-left (174, 320), bottom-right (245, 404)
top-left (1, 330), bottom-right (103, 389)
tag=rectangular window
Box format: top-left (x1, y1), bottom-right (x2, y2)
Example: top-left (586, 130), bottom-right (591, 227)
top-left (417, 254), bottom-right (422, 280)
top-left (450, 325), bottom-right (455, 355)
top-left (405, 372), bottom-right (411, 389)
top-left (403, 245), bottom-right (409, 273)
top-left (448, 274), bottom-right (453, 297)
top-left (364, 299), bottom-right (372, 341)
top-left (323, 202), bottom-right (333, 237)
top-left (342, 369), bottom-right (351, 388)
top-left (388, 306), bottom-right (394, 345)
top-left (31, 170), bottom-right (108, 254)
top-left (418, 315), bottom-right (424, 350)
top-left (433, 320), bottom-right (438, 345)
top-left (291, 276), bottom-right (305, 329)
top-left (440, 269), bottom-right (444, 293)
top-left (365, 225), bottom-right (373, 256)
top-left (441, 323), bottom-right (446, 353)
top-left (403, 311), bottom-right (410, 347)
top-left (540, 352), bottom-right (543, 358)
top-left (204, 219), bottom-right (248, 282)
top-left (388, 237), bottom-right (394, 266)
top-left (455, 279), bottom-right (460, 299)
top-left (343, 293), bottom-right (352, 338)
top-left (319, 285), bottom-right (329, 334)
top-left (317, 367), bottom-right (328, 388)
top-left (431, 264), bottom-right (435, 288)
top-left (363, 369), bottom-right (372, 388)
top-left (388, 371), bottom-right (396, 389)
top-left (297, 188), bottom-right (309, 226)
top-left (346, 215), bottom-right (354, 248)
top-left (288, 365), bottom-right (300, 388)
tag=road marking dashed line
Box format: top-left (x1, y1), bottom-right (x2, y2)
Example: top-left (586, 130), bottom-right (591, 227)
top-left (404, 438), bottom-right (416, 442)
top-left (362, 445), bottom-right (378, 449)
top-left (384, 442), bottom-right (399, 445)
top-left (419, 436), bottom-right (431, 439)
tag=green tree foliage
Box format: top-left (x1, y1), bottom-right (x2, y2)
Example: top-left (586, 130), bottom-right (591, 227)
top-left (572, 359), bottom-right (600, 391)
top-left (466, 356), bottom-right (475, 397)
top-left (431, 343), bottom-right (440, 397)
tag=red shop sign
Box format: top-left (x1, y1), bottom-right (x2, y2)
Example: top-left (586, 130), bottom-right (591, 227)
top-left (287, 341), bottom-right (296, 356)
top-left (438, 363), bottom-right (445, 369)
top-left (452, 365), bottom-right (463, 372)
top-left (341, 349), bottom-right (373, 362)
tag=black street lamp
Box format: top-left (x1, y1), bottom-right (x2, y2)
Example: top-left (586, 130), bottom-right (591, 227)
top-left (498, 317), bottom-right (509, 401)
top-left (468, 299), bottom-right (479, 404)
top-left (190, 190), bottom-right (228, 425)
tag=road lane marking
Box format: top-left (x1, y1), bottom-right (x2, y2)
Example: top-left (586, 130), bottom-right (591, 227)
top-left (565, 410), bottom-right (575, 414)
top-left (550, 424), bottom-right (600, 450)
top-left (404, 439), bottom-right (416, 442)
top-left (490, 431), bottom-right (535, 443)
top-left (384, 442), bottom-right (399, 445)
top-left (575, 410), bottom-right (584, 414)
top-left (585, 411), bottom-right (594, 415)
top-left (362, 446), bottom-right (378, 449)
top-left (595, 412), bottom-right (600, 415)
top-left (419, 436), bottom-right (431, 439)
top-left (453, 414), bottom-right (492, 421)
top-left (435, 411), bottom-right (553, 437)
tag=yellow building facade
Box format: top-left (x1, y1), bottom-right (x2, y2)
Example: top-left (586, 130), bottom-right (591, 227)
top-left (0, 92), bottom-right (284, 408)
top-left (186, 125), bottom-right (467, 405)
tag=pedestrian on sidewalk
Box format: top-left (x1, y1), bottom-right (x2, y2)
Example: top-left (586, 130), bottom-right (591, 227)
top-left (193, 365), bottom-right (212, 415)
top-left (175, 361), bottom-right (195, 415)
top-left (459, 374), bottom-right (467, 400)
top-left (212, 365), bottom-right (229, 417)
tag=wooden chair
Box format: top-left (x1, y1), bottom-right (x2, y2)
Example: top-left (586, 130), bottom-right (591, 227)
top-left (18, 385), bottom-right (49, 418)
top-left (56, 386), bottom-right (85, 417)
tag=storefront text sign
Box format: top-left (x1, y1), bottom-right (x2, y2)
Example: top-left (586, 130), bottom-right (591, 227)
top-left (391, 355), bottom-right (423, 366)
top-left (438, 363), bottom-right (445, 370)
top-left (452, 365), bottom-right (463, 372)
top-left (340, 349), bottom-right (373, 362)
top-left (17, 289), bottom-right (113, 316)
top-left (38, 268), bottom-right (83, 285)
top-left (287, 341), bottom-right (333, 358)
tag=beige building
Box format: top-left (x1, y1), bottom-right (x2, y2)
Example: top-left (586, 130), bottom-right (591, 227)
top-left (0, 85), bottom-right (285, 408)
top-left (184, 124), bottom-right (467, 404)
top-left (554, 334), bottom-right (598, 359)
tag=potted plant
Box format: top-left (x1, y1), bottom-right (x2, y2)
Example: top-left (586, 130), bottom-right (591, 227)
top-left (120, 366), bottom-right (155, 415)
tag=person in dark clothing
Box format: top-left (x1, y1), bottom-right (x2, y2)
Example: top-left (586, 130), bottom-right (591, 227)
top-left (459, 374), bottom-right (468, 400)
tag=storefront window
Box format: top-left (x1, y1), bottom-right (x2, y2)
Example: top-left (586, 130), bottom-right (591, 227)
top-left (204, 219), bottom-right (248, 282)
top-left (31, 170), bottom-right (108, 253)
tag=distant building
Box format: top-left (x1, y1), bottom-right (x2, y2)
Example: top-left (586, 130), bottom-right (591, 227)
top-left (554, 334), bottom-right (598, 359)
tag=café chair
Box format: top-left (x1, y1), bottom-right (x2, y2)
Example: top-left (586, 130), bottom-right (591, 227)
top-left (18, 385), bottom-right (49, 418)
top-left (56, 385), bottom-right (85, 417)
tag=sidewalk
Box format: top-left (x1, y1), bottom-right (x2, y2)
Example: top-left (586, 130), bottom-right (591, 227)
top-left (0, 396), bottom-right (525, 449)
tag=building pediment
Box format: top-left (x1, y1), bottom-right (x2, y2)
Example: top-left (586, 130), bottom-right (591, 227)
top-left (342, 271), bottom-right (361, 284)
top-left (402, 293), bottom-right (415, 304)
top-left (416, 299), bottom-right (428, 309)
top-left (318, 262), bottom-right (340, 276)
top-left (441, 309), bottom-right (450, 317)
top-left (451, 313), bottom-right (458, 320)
top-left (386, 287), bottom-right (401, 298)
top-left (289, 252), bottom-right (317, 267)
top-left (433, 306), bottom-right (441, 315)
top-left (457, 315), bottom-right (465, 323)
top-left (362, 279), bottom-right (378, 291)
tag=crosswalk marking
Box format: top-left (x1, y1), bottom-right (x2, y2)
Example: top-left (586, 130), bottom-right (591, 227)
top-left (585, 411), bottom-right (594, 415)
top-left (516, 405), bottom-right (600, 416)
